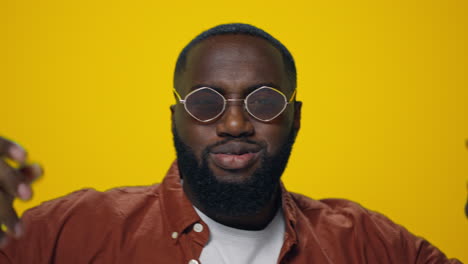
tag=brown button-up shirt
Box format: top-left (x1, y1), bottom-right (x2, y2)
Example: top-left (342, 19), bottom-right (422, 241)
top-left (0, 162), bottom-right (461, 263)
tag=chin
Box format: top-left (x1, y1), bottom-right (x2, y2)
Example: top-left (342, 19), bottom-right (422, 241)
top-left (211, 170), bottom-right (256, 184)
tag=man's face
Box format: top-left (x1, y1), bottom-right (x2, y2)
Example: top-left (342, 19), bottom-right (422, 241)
top-left (172, 34), bottom-right (301, 216)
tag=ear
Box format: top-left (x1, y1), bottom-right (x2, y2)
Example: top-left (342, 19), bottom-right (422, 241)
top-left (293, 101), bottom-right (302, 137)
top-left (170, 104), bottom-right (176, 115)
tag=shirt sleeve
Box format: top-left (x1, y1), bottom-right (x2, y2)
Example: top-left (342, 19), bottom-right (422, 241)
top-left (413, 239), bottom-right (462, 264)
top-left (365, 209), bottom-right (462, 264)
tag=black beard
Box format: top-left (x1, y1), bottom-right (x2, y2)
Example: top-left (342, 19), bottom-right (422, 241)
top-left (172, 126), bottom-right (296, 218)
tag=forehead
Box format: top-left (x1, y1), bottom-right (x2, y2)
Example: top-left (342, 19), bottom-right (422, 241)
top-left (180, 35), bottom-right (288, 94)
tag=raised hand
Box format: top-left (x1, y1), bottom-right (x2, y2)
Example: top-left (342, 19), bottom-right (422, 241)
top-left (0, 137), bottom-right (43, 247)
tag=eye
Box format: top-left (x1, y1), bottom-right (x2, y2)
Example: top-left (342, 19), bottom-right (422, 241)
top-left (190, 98), bottom-right (220, 106)
top-left (249, 96), bottom-right (275, 105)
top-left (186, 88), bottom-right (224, 107)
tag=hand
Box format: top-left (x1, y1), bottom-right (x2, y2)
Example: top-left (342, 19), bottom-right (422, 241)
top-left (0, 137), bottom-right (43, 247)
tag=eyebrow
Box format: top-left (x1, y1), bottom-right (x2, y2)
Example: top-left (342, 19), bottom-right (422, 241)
top-left (189, 82), bottom-right (280, 95)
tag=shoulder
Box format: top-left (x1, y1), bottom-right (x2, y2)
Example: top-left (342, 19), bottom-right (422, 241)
top-left (19, 184), bottom-right (164, 248)
top-left (288, 193), bottom-right (461, 263)
top-left (290, 192), bottom-right (408, 235)
top-left (1, 185), bottom-right (165, 263)
top-left (291, 192), bottom-right (391, 221)
top-left (24, 184), bottom-right (162, 222)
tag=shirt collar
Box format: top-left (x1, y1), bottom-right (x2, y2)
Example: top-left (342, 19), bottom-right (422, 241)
top-left (159, 160), bottom-right (315, 245)
top-left (279, 181), bottom-right (299, 244)
top-left (160, 161), bottom-right (202, 237)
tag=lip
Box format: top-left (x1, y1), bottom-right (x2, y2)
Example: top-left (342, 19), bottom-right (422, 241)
top-left (208, 142), bottom-right (263, 170)
top-left (209, 151), bottom-right (262, 170)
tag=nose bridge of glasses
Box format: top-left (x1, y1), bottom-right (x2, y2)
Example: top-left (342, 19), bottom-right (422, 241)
top-left (221, 98), bottom-right (252, 130)
top-left (225, 98), bottom-right (245, 105)
top-left (223, 98), bottom-right (249, 118)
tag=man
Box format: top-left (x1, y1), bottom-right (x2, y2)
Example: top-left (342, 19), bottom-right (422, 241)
top-left (0, 23), bottom-right (461, 263)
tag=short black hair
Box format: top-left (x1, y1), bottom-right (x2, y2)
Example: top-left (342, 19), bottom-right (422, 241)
top-left (173, 23), bottom-right (297, 89)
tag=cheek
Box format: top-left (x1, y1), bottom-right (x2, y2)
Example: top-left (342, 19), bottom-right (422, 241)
top-left (174, 106), bottom-right (217, 158)
top-left (255, 124), bottom-right (291, 155)
top-left (253, 109), bottom-right (295, 155)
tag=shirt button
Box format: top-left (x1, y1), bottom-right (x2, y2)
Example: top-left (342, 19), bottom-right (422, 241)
top-left (188, 259), bottom-right (199, 264)
top-left (193, 223), bottom-right (204, 233)
top-left (171, 232), bottom-right (178, 239)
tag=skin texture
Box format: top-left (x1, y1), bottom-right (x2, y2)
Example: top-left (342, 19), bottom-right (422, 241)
top-left (172, 34), bottom-right (302, 229)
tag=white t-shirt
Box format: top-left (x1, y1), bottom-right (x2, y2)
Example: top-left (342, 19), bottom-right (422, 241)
top-left (194, 207), bottom-right (285, 264)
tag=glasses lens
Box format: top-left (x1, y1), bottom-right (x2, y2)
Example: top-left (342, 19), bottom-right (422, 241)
top-left (185, 88), bottom-right (225, 121)
top-left (246, 88), bottom-right (287, 121)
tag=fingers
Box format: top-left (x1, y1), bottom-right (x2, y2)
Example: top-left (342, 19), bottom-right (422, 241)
top-left (0, 138), bottom-right (27, 164)
top-left (0, 138), bottom-right (41, 199)
top-left (0, 138), bottom-right (43, 246)
top-left (0, 160), bottom-right (28, 200)
top-left (0, 192), bottom-right (20, 245)
top-left (19, 163), bottom-right (43, 185)
top-left (0, 159), bottom-right (32, 244)
top-left (0, 161), bottom-right (41, 203)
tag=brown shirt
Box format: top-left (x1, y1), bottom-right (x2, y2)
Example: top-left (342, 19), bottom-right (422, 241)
top-left (0, 162), bottom-right (461, 263)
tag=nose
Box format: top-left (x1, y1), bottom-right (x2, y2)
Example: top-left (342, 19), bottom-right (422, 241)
top-left (216, 101), bottom-right (254, 138)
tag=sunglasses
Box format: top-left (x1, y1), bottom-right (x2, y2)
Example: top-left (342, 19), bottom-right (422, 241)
top-left (173, 86), bottom-right (296, 122)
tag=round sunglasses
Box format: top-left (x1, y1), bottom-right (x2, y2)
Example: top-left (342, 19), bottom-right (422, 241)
top-left (173, 86), bottom-right (296, 122)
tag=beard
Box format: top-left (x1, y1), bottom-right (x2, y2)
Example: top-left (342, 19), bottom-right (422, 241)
top-left (172, 125), bottom-right (296, 218)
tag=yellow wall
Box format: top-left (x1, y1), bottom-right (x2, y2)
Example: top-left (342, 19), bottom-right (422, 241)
top-left (2, 0), bottom-right (467, 261)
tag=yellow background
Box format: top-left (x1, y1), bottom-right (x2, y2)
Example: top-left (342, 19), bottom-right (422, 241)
top-left (2, 0), bottom-right (467, 261)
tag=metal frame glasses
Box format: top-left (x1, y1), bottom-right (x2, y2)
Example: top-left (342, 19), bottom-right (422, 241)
top-left (173, 86), bottom-right (297, 122)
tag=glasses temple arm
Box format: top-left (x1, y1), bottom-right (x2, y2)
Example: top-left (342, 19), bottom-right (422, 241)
top-left (288, 89), bottom-right (297, 103)
top-left (173, 88), bottom-right (183, 102)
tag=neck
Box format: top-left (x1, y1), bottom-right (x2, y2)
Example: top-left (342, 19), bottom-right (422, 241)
top-left (183, 183), bottom-right (282, 230)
